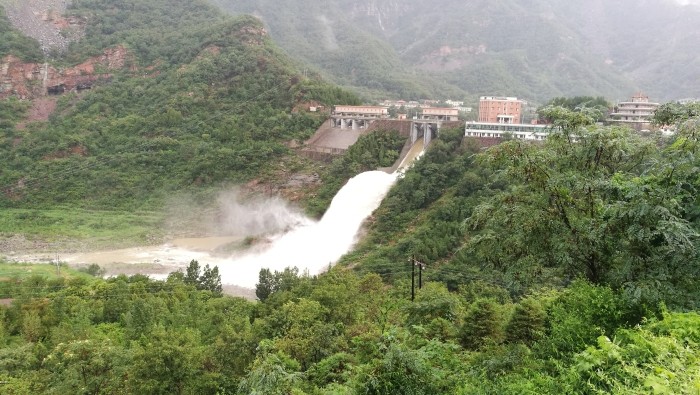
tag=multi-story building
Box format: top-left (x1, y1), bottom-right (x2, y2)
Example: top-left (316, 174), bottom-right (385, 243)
top-left (332, 105), bottom-right (389, 129)
top-left (333, 105), bottom-right (389, 118)
top-left (445, 100), bottom-right (465, 107)
top-left (420, 107), bottom-right (459, 121)
top-left (478, 96), bottom-right (523, 124)
top-left (465, 122), bottom-right (548, 141)
top-left (607, 93), bottom-right (660, 131)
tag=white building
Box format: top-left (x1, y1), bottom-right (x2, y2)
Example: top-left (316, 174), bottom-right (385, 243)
top-left (607, 93), bottom-right (659, 131)
top-left (464, 122), bottom-right (549, 141)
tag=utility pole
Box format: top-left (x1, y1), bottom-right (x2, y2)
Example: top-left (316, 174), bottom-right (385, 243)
top-left (410, 255), bottom-right (415, 302)
top-left (418, 260), bottom-right (424, 289)
top-left (410, 255), bottom-right (426, 301)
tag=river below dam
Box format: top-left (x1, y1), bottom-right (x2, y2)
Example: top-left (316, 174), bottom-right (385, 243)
top-left (9, 140), bottom-right (424, 294)
top-left (10, 170), bottom-right (398, 292)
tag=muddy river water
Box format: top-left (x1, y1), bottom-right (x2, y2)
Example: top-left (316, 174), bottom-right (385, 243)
top-left (63, 236), bottom-right (241, 275)
top-left (7, 141), bottom-right (425, 294)
top-left (8, 170), bottom-right (398, 291)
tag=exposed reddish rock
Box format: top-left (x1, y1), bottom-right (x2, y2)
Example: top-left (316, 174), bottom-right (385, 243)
top-left (0, 45), bottom-right (133, 100)
top-left (29, 97), bottom-right (57, 122)
top-left (16, 97), bottom-right (58, 128)
top-left (50, 13), bottom-right (85, 32)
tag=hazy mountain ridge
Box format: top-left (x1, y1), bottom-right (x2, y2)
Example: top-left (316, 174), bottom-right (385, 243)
top-left (544, 0), bottom-right (700, 100)
top-left (212, 0), bottom-right (700, 102)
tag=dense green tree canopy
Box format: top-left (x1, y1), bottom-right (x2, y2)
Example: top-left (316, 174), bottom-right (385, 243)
top-left (540, 96), bottom-right (611, 122)
top-left (0, 0), bottom-right (359, 214)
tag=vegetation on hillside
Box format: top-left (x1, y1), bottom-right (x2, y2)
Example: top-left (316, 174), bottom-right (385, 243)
top-left (62, 0), bottom-right (243, 67)
top-left (212, 0), bottom-right (700, 102)
top-left (212, 0), bottom-right (691, 101)
top-left (1, 258), bottom-right (699, 393)
top-left (540, 96), bottom-right (611, 122)
top-left (349, 104), bottom-right (700, 308)
top-left (342, 127), bottom-right (492, 281)
top-left (210, 0), bottom-right (468, 100)
top-left (0, 0), bottom-right (358, 243)
top-left (2, 0), bottom-right (700, 392)
top-left (0, 97), bottom-right (30, 128)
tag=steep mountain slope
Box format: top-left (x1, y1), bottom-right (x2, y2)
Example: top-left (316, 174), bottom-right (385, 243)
top-left (212, 0), bottom-right (700, 102)
top-left (210, 0), bottom-right (466, 100)
top-left (0, 0), bottom-right (357, 214)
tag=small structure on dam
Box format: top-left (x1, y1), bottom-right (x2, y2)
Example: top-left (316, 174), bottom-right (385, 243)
top-left (302, 104), bottom-right (464, 161)
top-left (410, 107), bottom-right (460, 145)
top-left (329, 105), bottom-right (461, 146)
top-left (331, 105), bottom-right (390, 130)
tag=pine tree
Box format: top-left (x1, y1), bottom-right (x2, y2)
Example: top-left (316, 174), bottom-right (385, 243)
top-left (200, 264), bottom-right (223, 297)
top-left (505, 298), bottom-right (546, 345)
top-left (460, 298), bottom-right (501, 350)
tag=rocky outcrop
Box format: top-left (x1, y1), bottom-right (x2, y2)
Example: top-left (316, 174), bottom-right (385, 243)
top-left (2, 0), bottom-right (83, 55)
top-left (239, 25), bottom-right (267, 46)
top-left (0, 45), bottom-right (133, 99)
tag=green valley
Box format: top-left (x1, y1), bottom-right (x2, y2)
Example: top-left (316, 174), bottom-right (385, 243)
top-left (1, 0), bottom-right (700, 394)
top-left (0, 0), bottom-right (361, 246)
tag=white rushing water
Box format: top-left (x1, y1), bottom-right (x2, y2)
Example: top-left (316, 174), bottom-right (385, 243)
top-left (41, 142), bottom-right (424, 291)
top-left (51, 169), bottom-right (398, 289)
top-left (218, 170), bottom-right (398, 288)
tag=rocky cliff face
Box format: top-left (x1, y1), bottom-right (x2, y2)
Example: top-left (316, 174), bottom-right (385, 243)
top-left (0, 45), bottom-right (133, 100)
top-left (0, 0), bottom-right (131, 100)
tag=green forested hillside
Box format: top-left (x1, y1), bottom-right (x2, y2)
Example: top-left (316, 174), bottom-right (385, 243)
top-left (0, 0), bottom-right (359, 243)
top-left (1, 253), bottom-right (699, 393)
top-left (348, 105), bottom-right (700, 309)
top-left (210, 0), bottom-right (467, 100)
top-left (545, 0), bottom-right (700, 102)
top-left (211, 0), bottom-right (700, 102)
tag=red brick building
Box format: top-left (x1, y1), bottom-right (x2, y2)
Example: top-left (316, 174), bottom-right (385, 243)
top-left (478, 96), bottom-right (523, 124)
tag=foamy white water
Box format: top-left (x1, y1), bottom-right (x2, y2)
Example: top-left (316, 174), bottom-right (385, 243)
top-left (18, 142), bottom-right (425, 291)
top-left (218, 170), bottom-right (398, 288)
top-left (47, 170), bottom-right (397, 288)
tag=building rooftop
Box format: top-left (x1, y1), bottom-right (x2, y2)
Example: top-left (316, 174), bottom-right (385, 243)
top-left (480, 96), bottom-right (520, 101)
